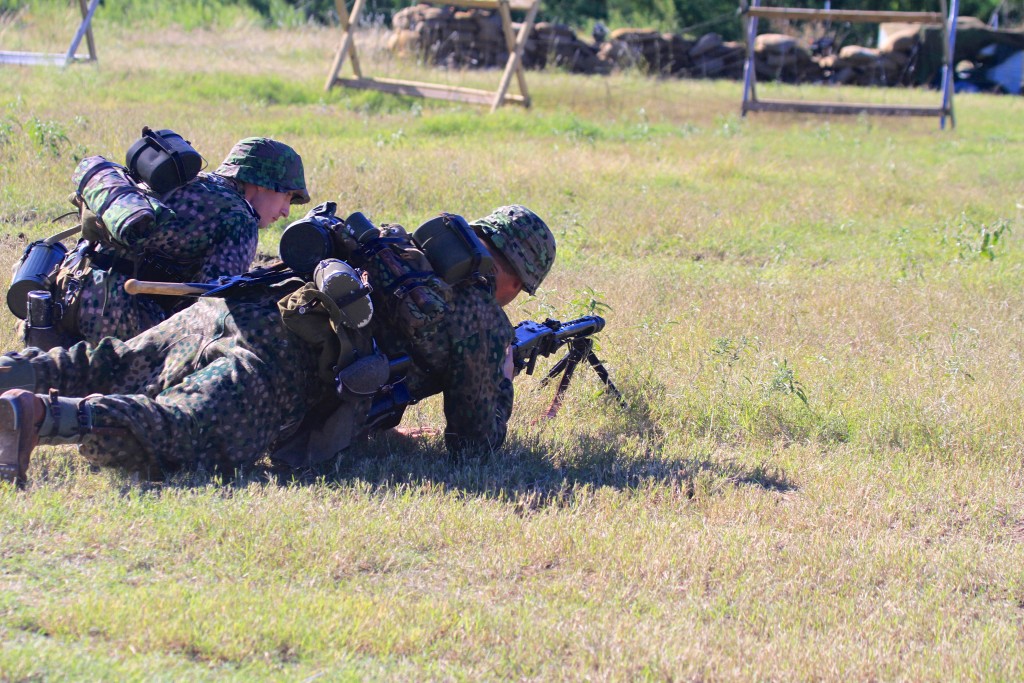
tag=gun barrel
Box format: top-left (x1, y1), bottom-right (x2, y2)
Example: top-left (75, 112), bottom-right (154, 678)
top-left (552, 315), bottom-right (605, 340)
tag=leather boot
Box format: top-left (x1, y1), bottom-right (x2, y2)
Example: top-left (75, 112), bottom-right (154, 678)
top-left (0, 389), bottom-right (43, 487)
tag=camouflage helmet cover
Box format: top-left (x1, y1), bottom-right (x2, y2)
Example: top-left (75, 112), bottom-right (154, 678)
top-left (215, 137), bottom-right (310, 204)
top-left (471, 205), bottom-right (555, 295)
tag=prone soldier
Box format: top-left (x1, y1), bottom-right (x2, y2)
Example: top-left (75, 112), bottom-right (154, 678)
top-left (0, 205), bottom-right (556, 486)
top-left (30, 136), bottom-right (309, 347)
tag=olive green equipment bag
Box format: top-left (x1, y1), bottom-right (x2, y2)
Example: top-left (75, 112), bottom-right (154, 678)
top-left (274, 260), bottom-right (387, 468)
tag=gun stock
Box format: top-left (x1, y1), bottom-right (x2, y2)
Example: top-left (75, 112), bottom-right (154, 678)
top-left (124, 264), bottom-right (295, 299)
top-left (124, 279), bottom-right (214, 297)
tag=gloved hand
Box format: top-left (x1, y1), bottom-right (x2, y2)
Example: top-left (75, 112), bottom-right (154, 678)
top-left (80, 208), bottom-right (110, 244)
top-left (68, 193), bottom-right (110, 243)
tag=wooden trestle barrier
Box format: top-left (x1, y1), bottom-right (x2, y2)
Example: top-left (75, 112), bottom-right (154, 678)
top-left (324, 0), bottom-right (541, 113)
top-left (0, 0), bottom-right (100, 67)
top-left (740, 0), bottom-right (961, 129)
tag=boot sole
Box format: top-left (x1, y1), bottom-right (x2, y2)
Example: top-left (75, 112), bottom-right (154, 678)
top-left (0, 392), bottom-right (34, 487)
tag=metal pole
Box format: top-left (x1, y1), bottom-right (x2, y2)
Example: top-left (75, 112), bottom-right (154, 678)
top-left (940, 0), bottom-right (960, 129)
top-left (740, 0), bottom-right (760, 116)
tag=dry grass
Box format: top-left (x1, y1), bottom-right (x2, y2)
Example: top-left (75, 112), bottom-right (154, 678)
top-left (1, 4), bottom-right (1024, 681)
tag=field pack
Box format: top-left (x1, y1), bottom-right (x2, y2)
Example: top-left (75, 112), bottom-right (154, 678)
top-left (278, 204), bottom-right (497, 340)
top-left (354, 223), bottom-right (452, 338)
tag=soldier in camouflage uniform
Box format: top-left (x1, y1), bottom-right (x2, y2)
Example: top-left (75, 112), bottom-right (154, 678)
top-left (0, 281), bottom-right (331, 483)
top-left (0, 205), bottom-right (555, 485)
top-left (365, 205), bottom-right (556, 452)
top-left (52, 137), bottom-right (309, 346)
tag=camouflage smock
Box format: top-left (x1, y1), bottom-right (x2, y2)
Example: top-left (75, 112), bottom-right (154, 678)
top-left (367, 276), bottom-right (515, 454)
top-left (15, 282), bottom-right (330, 476)
top-left (74, 173), bottom-right (259, 343)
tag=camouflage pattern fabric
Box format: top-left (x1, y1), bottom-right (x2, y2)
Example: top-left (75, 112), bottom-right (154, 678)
top-left (470, 205), bottom-right (556, 295)
top-left (357, 224), bottom-right (451, 337)
top-left (73, 157), bottom-right (167, 245)
top-left (215, 137), bottom-right (310, 204)
top-left (70, 173), bottom-right (260, 344)
top-left (366, 276), bottom-right (515, 453)
top-left (13, 283), bottom-right (329, 476)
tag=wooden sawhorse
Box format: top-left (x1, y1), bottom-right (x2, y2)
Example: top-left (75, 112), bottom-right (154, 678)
top-left (740, 0), bottom-right (960, 129)
top-left (0, 0), bottom-right (100, 67)
top-left (324, 0), bottom-right (541, 113)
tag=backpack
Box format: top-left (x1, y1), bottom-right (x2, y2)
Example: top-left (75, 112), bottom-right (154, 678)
top-left (277, 205), bottom-right (496, 340)
top-left (349, 223), bottom-right (453, 339)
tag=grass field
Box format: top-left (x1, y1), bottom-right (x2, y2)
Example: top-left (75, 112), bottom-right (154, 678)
top-left (2, 4), bottom-right (1024, 681)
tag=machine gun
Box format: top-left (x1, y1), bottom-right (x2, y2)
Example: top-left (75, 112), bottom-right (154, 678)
top-left (363, 315), bottom-right (624, 434)
top-left (512, 315), bottom-right (624, 420)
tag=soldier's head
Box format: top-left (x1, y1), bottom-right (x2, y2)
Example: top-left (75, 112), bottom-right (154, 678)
top-left (215, 137), bottom-right (310, 229)
top-left (471, 205), bottom-right (556, 304)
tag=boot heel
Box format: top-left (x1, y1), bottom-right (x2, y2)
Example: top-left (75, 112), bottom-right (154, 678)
top-left (0, 391), bottom-right (37, 487)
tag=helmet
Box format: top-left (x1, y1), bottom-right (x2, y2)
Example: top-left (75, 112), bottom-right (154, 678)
top-left (215, 137), bottom-right (310, 205)
top-left (470, 205), bottom-right (555, 295)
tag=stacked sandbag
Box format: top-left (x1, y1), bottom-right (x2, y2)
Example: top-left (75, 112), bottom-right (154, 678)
top-left (603, 28), bottom-right (673, 73)
top-left (523, 21), bottom-right (609, 73)
top-left (753, 33), bottom-right (821, 82)
top-left (595, 29), bottom-right (744, 77)
top-left (389, 5), bottom-right (605, 72)
top-left (682, 33), bottom-right (746, 79)
top-left (389, 4), bottom-right (500, 67)
top-left (813, 24), bottom-right (919, 86)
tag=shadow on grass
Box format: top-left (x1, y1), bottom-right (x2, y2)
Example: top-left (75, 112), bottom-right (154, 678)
top-left (257, 425), bottom-right (796, 508)
top-left (90, 390), bottom-right (795, 505)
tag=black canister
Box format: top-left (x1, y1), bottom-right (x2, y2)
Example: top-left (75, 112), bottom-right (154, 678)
top-left (279, 219), bottom-right (334, 274)
top-left (7, 240), bottom-right (69, 319)
top-left (26, 290), bottom-right (54, 328)
top-left (125, 127), bottom-right (202, 195)
top-left (344, 212), bottom-right (380, 244)
top-left (25, 290), bottom-right (63, 351)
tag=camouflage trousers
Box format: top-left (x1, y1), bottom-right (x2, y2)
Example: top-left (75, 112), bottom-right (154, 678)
top-left (17, 294), bottom-right (322, 477)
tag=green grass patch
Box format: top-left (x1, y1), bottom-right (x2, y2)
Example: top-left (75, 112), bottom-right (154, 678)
top-left (2, 12), bottom-right (1024, 682)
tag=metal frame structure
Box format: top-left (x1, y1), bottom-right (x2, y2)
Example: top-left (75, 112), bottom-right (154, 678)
top-left (740, 0), bottom-right (961, 129)
top-left (0, 0), bottom-right (100, 67)
top-left (324, 0), bottom-right (541, 113)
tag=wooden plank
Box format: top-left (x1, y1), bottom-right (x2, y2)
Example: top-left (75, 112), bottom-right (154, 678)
top-left (0, 51), bottom-right (68, 66)
top-left (745, 7), bottom-right (944, 24)
top-left (63, 0), bottom-right (101, 64)
top-left (444, 0), bottom-right (536, 10)
top-left (336, 77), bottom-right (528, 106)
top-left (743, 99), bottom-right (947, 117)
top-left (77, 0), bottom-right (97, 60)
top-left (327, 0), bottom-right (538, 111)
top-left (491, 0), bottom-right (539, 111)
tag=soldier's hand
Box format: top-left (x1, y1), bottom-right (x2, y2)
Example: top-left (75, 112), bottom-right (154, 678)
top-left (392, 426), bottom-right (441, 438)
top-left (80, 208), bottom-right (111, 243)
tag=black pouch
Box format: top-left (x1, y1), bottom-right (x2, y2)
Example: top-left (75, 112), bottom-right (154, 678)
top-left (125, 127), bottom-right (202, 195)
